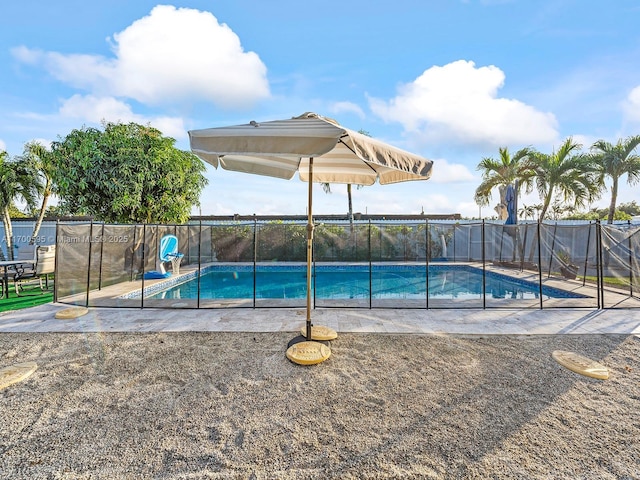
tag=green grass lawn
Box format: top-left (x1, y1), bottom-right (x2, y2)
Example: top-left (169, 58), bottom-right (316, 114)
top-left (580, 275), bottom-right (637, 289)
top-left (0, 283), bottom-right (54, 313)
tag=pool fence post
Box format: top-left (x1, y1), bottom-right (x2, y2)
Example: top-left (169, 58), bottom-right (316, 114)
top-left (141, 224), bottom-right (146, 309)
top-left (481, 220), bottom-right (486, 309)
top-left (368, 219), bottom-right (372, 309)
top-left (425, 219), bottom-right (429, 310)
top-left (197, 220), bottom-right (202, 309)
top-left (632, 225), bottom-right (639, 299)
top-left (84, 220), bottom-right (94, 308)
top-left (312, 226), bottom-right (316, 313)
top-left (253, 218), bottom-right (257, 309)
top-left (595, 221), bottom-right (602, 308)
top-left (537, 221), bottom-right (543, 309)
top-left (628, 220), bottom-right (633, 297)
top-left (54, 219), bottom-right (59, 303)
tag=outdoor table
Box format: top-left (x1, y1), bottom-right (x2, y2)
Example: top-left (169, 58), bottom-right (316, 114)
top-left (0, 260), bottom-right (36, 299)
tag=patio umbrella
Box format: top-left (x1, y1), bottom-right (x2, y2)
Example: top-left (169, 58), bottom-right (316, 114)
top-left (189, 112), bottom-right (434, 364)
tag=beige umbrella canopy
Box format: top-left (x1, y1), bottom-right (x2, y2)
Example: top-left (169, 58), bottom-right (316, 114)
top-left (189, 112), bottom-right (434, 364)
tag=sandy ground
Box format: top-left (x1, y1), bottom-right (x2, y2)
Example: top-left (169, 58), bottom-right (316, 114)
top-left (1, 332), bottom-right (639, 479)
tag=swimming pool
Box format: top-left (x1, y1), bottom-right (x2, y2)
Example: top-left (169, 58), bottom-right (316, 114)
top-left (144, 264), bottom-right (587, 301)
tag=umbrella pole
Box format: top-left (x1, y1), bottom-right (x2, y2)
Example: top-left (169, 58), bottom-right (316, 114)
top-left (285, 157), bottom-right (333, 365)
top-left (306, 157), bottom-right (314, 340)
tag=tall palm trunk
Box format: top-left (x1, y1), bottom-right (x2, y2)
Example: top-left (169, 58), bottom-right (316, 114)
top-left (347, 184), bottom-right (354, 229)
top-left (0, 217), bottom-right (5, 261)
top-left (607, 177), bottom-right (618, 224)
top-left (30, 185), bottom-right (51, 244)
top-left (538, 189), bottom-right (554, 222)
top-left (2, 207), bottom-right (14, 261)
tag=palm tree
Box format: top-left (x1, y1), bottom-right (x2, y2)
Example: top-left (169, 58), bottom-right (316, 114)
top-left (550, 201), bottom-right (571, 220)
top-left (533, 204), bottom-right (543, 220)
top-left (321, 182), bottom-right (362, 227)
top-left (528, 138), bottom-right (600, 221)
top-left (474, 147), bottom-right (535, 219)
top-left (0, 152), bottom-right (41, 260)
top-left (589, 135), bottom-right (640, 224)
top-left (23, 141), bottom-right (56, 244)
top-left (518, 203), bottom-right (536, 221)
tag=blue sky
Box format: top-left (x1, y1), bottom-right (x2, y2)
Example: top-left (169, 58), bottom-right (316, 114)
top-left (2, 1), bottom-right (640, 218)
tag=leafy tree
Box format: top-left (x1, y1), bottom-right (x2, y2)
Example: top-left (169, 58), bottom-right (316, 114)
top-left (50, 122), bottom-right (208, 224)
top-left (42, 204), bottom-right (72, 218)
top-left (8, 205), bottom-right (29, 218)
top-left (589, 135), bottom-right (640, 224)
top-left (210, 224), bottom-right (254, 261)
top-left (564, 210), bottom-right (632, 221)
top-left (528, 138), bottom-right (600, 221)
top-left (617, 201), bottom-right (640, 216)
top-left (474, 147), bottom-right (535, 219)
top-left (564, 203), bottom-right (637, 221)
top-left (0, 151), bottom-right (41, 260)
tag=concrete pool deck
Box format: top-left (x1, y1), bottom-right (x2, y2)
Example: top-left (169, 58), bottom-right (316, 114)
top-left (1, 302), bottom-right (639, 336)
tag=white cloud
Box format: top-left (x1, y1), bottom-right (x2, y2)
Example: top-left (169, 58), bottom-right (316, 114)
top-left (0, 139), bottom-right (6, 152)
top-left (59, 94), bottom-right (186, 139)
top-left (329, 101), bottom-right (365, 119)
top-left (429, 158), bottom-right (475, 183)
top-left (369, 60), bottom-right (559, 148)
top-left (60, 95), bottom-right (136, 123)
top-left (12, 5), bottom-right (269, 109)
top-left (411, 193), bottom-right (453, 214)
top-left (457, 201), bottom-right (483, 219)
top-left (623, 85), bottom-right (640, 123)
top-left (9, 45), bottom-right (41, 65)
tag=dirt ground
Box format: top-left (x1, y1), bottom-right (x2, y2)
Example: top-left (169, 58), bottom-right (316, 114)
top-left (1, 332), bottom-right (639, 479)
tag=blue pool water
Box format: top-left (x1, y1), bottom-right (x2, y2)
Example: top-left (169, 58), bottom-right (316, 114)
top-left (146, 264), bottom-right (587, 301)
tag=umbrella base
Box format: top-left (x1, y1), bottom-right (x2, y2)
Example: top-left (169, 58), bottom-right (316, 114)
top-left (286, 339), bottom-right (331, 365)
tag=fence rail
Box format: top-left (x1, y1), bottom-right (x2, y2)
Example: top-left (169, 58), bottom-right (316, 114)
top-left (52, 220), bottom-right (640, 310)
